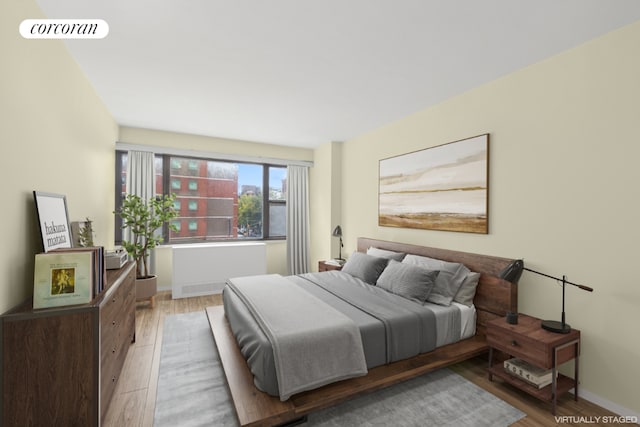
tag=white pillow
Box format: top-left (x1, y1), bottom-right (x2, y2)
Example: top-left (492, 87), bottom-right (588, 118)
top-left (366, 247), bottom-right (406, 261)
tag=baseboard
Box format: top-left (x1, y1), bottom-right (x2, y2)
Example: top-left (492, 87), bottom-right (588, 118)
top-left (571, 388), bottom-right (640, 419)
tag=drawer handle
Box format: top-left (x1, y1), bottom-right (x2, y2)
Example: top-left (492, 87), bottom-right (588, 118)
top-left (511, 340), bottom-right (518, 347)
top-left (112, 347), bottom-right (117, 353)
top-left (112, 320), bottom-right (116, 326)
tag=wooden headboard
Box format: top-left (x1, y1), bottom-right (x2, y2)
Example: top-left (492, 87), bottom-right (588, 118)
top-left (357, 237), bottom-right (518, 335)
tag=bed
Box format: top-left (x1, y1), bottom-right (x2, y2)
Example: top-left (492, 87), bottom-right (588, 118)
top-left (206, 237), bottom-right (518, 427)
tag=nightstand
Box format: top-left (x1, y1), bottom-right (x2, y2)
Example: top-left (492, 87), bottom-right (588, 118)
top-left (318, 260), bottom-right (343, 272)
top-left (486, 314), bottom-right (580, 415)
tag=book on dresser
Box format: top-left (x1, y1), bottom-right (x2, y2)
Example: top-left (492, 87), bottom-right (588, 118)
top-left (504, 358), bottom-right (557, 388)
top-left (52, 246), bottom-right (106, 294)
top-left (33, 246), bottom-right (106, 309)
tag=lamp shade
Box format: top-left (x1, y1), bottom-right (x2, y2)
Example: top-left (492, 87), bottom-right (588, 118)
top-left (332, 225), bottom-right (342, 237)
top-left (499, 259), bottom-right (524, 284)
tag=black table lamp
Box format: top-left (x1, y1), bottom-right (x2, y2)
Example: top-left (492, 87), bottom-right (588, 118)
top-left (499, 259), bottom-right (594, 334)
top-left (332, 225), bottom-right (344, 260)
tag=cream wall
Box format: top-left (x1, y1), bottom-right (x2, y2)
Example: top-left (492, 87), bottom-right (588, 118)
top-left (326, 21), bottom-right (640, 414)
top-left (119, 126), bottom-right (313, 164)
top-left (1, 0), bottom-right (118, 313)
top-left (309, 141), bottom-right (343, 269)
top-left (118, 127), bottom-right (313, 287)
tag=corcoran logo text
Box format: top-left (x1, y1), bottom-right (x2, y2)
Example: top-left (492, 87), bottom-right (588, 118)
top-left (20, 19), bottom-right (109, 39)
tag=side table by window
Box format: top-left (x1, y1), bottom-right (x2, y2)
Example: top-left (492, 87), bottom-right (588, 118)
top-left (318, 260), bottom-right (343, 272)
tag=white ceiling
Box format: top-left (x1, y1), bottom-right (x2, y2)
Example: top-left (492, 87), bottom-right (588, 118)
top-left (36, 0), bottom-right (640, 148)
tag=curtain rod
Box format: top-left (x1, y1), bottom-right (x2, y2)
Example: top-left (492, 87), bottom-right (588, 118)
top-left (115, 142), bottom-right (314, 167)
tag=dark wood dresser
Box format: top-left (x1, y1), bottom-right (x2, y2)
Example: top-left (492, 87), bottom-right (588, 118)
top-left (1, 261), bottom-right (136, 426)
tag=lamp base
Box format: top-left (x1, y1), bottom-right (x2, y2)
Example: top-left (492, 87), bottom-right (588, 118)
top-left (541, 320), bottom-right (571, 334)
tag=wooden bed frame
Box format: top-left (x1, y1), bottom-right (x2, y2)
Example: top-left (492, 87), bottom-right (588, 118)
top-left (206, 237), bottom-right (518, 427)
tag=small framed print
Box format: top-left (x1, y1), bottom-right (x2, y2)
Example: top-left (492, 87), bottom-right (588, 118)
top-left (33, 191), bottom-right (73, 252)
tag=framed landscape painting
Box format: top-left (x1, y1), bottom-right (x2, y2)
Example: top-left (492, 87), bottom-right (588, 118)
top-left (379, 134), bottom-right (489, 234)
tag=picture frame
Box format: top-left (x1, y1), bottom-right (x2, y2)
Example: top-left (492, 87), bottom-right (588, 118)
top-left (33, 191), bottom-right (73, 252)
top-left (378, 134), bottom-right (489, 234)
top-left (33, 251), bottom-right (93, 309)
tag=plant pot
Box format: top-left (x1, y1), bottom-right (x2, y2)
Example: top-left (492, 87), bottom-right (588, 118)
top-left (136, 275), bottom-right (157, 307)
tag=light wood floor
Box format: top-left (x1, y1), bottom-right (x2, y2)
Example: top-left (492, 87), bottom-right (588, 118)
top-left (103, 291), bottom-right (630, 427)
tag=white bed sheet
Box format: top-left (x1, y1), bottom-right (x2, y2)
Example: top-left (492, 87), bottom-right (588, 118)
top-left (454, 302), bottom-right (477, 339)
top-left (422, 301), bottom-right (477, 347)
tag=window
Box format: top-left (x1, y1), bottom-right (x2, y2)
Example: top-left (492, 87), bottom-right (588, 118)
top-left (115, 151), bottom-right (287, 244)
top-left (237, 163), bottom-right (262, 238)
top-left (267, 167), bottom-right (287, 238)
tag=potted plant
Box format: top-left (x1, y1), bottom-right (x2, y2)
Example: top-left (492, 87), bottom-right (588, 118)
top-left (77, 217), bottom-right (95, 247)
top-left (114, 193), bottom-right (178, 303)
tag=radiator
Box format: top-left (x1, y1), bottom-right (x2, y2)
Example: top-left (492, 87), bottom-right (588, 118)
top-left (171, 242), bottom-right (267, 299)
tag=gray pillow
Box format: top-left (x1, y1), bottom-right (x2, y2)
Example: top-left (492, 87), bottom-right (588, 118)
top-left (366, 247), bottom-right (406, 262)
top-left (376, 260), bottom-right (439, 303)
top-left (341, 252), bottom-right (389, 284)
top-left (453, 272), bottom-right (481, 307)
top-left (402, 254), bottom-right (470, 306)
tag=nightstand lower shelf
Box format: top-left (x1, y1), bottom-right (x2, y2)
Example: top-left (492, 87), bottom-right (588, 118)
top-left (488, 366), bottom-right (575, 403)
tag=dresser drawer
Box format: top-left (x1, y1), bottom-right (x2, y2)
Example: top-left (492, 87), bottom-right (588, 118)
top-left (98, 262), bottom-right (136, 421)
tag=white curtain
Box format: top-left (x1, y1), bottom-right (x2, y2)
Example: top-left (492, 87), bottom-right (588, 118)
top-left (125, 150), bottom-right (156, 273)
top-left (286, 165), bottom-right (310, 275)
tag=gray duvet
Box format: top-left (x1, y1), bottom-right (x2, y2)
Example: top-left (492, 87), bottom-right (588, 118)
top-left (223, 270), bottom-right (462, 398)
top-left (225, 274), bottom-right (367, 401)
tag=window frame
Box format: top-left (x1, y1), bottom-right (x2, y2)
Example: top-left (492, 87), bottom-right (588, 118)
top-left (115, 150), bottom-right (286, 245)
